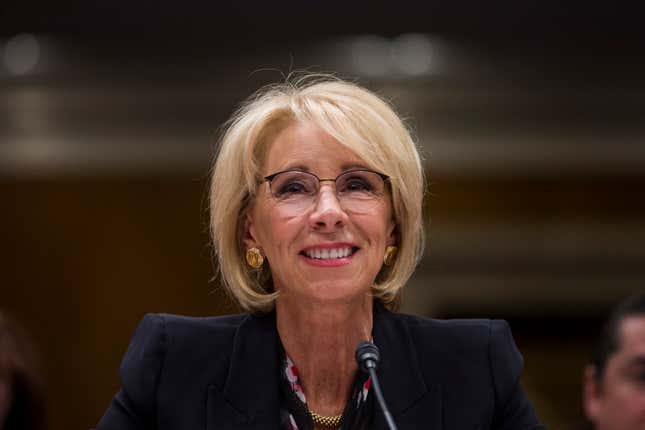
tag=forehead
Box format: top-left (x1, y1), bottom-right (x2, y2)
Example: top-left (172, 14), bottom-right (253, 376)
top-left (262, 121), bottom-right (367, 174)
top-left (617, 316), bottom-right (645, 355)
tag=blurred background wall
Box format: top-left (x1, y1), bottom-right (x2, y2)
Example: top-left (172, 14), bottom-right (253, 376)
top-left (1, 2), bottom-right (644, 429)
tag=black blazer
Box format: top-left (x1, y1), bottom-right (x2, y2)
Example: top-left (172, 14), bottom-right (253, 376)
top-left (97, 304), bottom-right (545, 429)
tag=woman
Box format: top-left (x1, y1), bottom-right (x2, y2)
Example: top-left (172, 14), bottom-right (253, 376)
top-left (97, 76), bottom-right (545, 429)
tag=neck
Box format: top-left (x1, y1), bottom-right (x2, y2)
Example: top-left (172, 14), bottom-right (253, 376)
top-left (276, 294), bottom-right (373, 418)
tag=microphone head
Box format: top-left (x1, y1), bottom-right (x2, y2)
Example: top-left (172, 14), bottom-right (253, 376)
top-left (355, 341), bottom-right (380, 373)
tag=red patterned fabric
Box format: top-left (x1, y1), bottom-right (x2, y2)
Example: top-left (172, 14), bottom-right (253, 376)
top-left (282, 355), bottom-right (372, 429)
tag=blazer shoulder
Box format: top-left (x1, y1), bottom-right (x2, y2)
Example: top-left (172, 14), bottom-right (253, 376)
top-left (398, 312), bottom-right (505, 347)
top-left (390, 315), bottom-right (543, 428)
top-left (122, 312), bottom-right (255, 399)
top-left (98, 312), bottom-right (255, 429)
top-left (140, 312), bottom-right (250, 357)
top-left (151, 312), bottom-right (249, 334)
top-left (395, 313), bottom-right (518, 371)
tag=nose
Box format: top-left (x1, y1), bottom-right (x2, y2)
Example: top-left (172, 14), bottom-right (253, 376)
top-left (308, 183), bottom-right (349, 232)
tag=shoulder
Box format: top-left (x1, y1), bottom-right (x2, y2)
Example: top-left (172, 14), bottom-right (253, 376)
top-left (132, 312), bottom-right (256, 360)
top-left (395, 312), bottom-right (513, 358)
top-left (137, 311), bottom-right (249, 332)
top-left (136, 312), bottom-right (249, 345)
top-left (391, 312), bottom-right (523, 394)
top-left (390, 312), bottom-right (543, 426)
top-left (120, 312), bottom-right (252, 386)
top-left (117, 313), bottom-right (256, 410)
top-left (395, 312), bottom-right (531, 419)
top-left (98, 313), bottom-right (268, 428)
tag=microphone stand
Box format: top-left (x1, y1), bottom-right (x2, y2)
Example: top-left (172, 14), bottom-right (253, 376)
top-left (355, 342), bottom-right (398, 430)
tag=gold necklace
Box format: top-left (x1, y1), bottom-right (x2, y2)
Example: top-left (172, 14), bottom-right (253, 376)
top-left (309, 409), bottom-right (342, 427)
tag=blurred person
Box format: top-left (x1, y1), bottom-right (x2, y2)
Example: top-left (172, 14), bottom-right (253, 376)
top-left (97, 75), bottom-right (545, 429)
top-left (583, 293), bottom-right (645, 430)
top-left (0, 311), bottom-right (46, 430)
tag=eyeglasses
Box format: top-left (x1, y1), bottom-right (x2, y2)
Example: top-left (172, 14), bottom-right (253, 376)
top-left (263, 169), bottom-right (390, 213)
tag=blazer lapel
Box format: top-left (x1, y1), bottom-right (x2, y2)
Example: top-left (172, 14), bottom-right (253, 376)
top-left (208, 305), bottom-right (442, 429)
top-left (372, 304), bottom-right (442, 429)
top-left (212, 311), bottom-right (282, 429)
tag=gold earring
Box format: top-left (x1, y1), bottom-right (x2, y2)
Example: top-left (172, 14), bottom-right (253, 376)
top-left (383, 245), bottom-right (398, 266)
top-left (245, 247), bottom-right (264, 269)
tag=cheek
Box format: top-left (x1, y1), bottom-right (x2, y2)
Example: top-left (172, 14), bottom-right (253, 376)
top-left (626, 391), bottom-right (645, 415)
top-left (258, 212), bottom-right (304, 253)
top-left (602, 384), bottom-right (645, 420)
top-left (353, 212), bottom-right (392, 245)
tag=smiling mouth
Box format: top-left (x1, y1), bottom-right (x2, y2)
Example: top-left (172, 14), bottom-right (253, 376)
top-left (300, 246), bottom-right (359, 260)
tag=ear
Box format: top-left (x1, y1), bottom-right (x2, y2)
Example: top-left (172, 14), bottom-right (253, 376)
top-left (386, 220), bottom-right (398, 247)
top-left (242, 213), bottom-right (262, 250)
top-left (583, 365), bottom-right (602, 423)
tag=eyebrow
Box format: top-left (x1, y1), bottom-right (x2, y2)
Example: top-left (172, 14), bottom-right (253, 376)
top-left (277, 164), bottom-right (310, 172)
top-left (276, 163), bottom-right (370, 173)
top-left (341, 163), bottom-right (370, 170)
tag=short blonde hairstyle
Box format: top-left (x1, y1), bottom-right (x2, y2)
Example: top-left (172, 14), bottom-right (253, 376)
top-left (210, 75), bottom-right (425, 313)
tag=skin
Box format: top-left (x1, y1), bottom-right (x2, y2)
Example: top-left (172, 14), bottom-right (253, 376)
top-left (584, 316), bottom-right (645, 430)
top-left (244, 121), bottom-right (396, 420)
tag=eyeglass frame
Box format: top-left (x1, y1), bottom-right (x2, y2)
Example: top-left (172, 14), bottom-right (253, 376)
top-left (262, 168), bottom-right (391, 203)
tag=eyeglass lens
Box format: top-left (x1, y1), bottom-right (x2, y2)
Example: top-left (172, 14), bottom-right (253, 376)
top-left (268, 170), bottom-right (386, 212)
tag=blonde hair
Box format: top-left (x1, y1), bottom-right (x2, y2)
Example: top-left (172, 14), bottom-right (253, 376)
top-left (209, 75), bottom-right (425, 313)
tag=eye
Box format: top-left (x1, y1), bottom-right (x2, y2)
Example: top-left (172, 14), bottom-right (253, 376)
top-left (338, 172), bottom-right (378, 194)
top-left (344, 177), bottom-right (372, 191)
top-left (276, 181), bottom-right (310, 196)
top-left (270, 172), bottom-right (317, 198)
top-left (630, 368), bottom-right (645, 385)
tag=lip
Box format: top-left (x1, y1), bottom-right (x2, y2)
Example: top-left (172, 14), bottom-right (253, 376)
top-left (300, 242), bottom-right (357, 252)
top-left (299, 242), bottom-right (359, 267)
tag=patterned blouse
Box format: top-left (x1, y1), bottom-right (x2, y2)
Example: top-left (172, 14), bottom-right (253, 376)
top-left (279, 354), bottom-right (374, 429)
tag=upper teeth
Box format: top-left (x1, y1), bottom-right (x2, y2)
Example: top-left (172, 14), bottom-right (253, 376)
top-left (304, 247), bottom-right (353, 259)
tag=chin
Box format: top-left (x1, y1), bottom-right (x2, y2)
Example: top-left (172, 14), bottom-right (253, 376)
top-left (301, 281), bottom-right (371, 304)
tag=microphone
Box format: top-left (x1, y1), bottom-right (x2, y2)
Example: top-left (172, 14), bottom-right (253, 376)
top-left (355, 342), bottom-right (398, 430)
